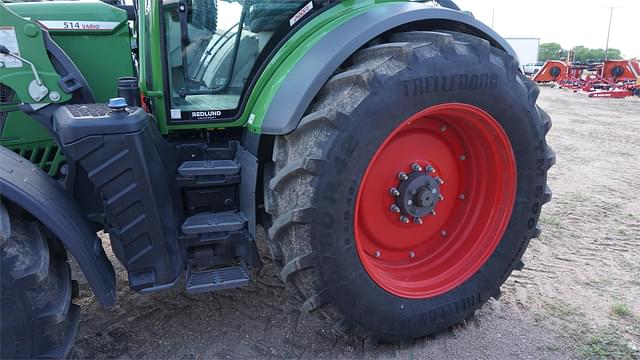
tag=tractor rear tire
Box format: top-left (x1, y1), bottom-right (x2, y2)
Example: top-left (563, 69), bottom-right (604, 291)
top-left (265, 31), bottom-right (554, 343)
top-left (0, 200), bottom-right (80, 359)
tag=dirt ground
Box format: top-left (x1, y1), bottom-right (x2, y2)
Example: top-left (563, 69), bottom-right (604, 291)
top-left (71, 87), bottom-right (640, 359)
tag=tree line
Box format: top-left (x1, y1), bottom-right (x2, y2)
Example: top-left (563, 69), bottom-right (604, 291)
top-left (539, 42), bottom-right (622, 63)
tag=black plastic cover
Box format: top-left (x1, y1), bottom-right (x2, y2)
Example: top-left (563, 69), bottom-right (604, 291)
top-left (53, 105), bottom-right (182, 291)
top-left (53, 104), bottom-right (147, 145)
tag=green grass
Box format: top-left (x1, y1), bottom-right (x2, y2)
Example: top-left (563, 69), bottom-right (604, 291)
top-left (544, 299), bottom-right (583, 321)
top-left (577, 328), bottom-right (638, 360)
top-left (540, 299), bottom-right (640, 359)
top-left (539, 214), bottom-right (562, 227)
top-left (611, 303), bottom-right (632, 318)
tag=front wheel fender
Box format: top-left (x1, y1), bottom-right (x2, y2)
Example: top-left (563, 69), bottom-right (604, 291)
top-left (0, 146), bottom-right (116, 306)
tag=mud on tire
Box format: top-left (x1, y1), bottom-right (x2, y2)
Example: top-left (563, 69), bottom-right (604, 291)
top-left (264, 31), bottom-right (554, 343)
top-left (0, 199), bottom-right (80, 359)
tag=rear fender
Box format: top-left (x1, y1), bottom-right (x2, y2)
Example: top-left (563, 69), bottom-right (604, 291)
top-left (258, 3), bottom-right (518, 135)
top-left (0, 146), bottom-right (116, 306)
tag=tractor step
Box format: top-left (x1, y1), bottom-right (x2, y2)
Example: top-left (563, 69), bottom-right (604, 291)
top-left (178, 160), bottom-right (240, 177)
top-left (181, 212), bottom-right (246, 235)
top-left (185, 265), bottom-right (249, 293)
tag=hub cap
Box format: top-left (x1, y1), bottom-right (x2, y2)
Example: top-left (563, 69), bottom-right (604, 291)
top-left (354, 103), bottom-right (517, 299)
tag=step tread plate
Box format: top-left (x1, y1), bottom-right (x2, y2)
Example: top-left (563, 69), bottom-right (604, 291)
top-left (186, 265), bottom-right (249, 293)
top-left (182, 212), bottom-right (246, 235)
top-left (178, 160), bottom-right (240, 177)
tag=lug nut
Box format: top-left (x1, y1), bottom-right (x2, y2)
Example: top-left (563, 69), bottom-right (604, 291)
top-left (398, 172), bottom-right (408, 181)
top-left (441, 229), bottom-right (448, 237)
top-left (414, 217), bottom-right (423, 225)
top-left (439, 194), bottom-right (444, 201)
top-left (400, 215), bottom-right (410, 224)
top-left (409, 251), bottom-right (416, 258)
top-left (390, 204), bottom-right (401, 213)
top-left (459, 194), bottom-right (466, 200)
top-left (411, 163), bottom-right (422, 172)
top-left (460, 155), bottom-right (467, 161)
top-left (375, 250), bottom-right (381, 258)
top-left (431, 210), bottom-right (437, 216)
top-left (425, 165), bottom-right (435, 173)
top-left (389, 187), bottom-right (400, 196)
top-left (435, 177), bottom-right (444, 185)
top-left (440, 125), bottom-right (447, 132)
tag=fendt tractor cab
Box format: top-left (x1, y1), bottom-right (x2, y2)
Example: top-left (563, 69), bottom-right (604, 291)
top-left (0, 0), bottom-right (554, 357)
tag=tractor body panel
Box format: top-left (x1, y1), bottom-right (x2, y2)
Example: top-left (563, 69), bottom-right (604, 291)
top-left (2, 2), bottom-right (133, 176)
top-left (251, 2), bottom-right (518, 134)
top-left (135, 0), bottom-right (516, 135)
top-left (7, 1), bottom-right (134, 103)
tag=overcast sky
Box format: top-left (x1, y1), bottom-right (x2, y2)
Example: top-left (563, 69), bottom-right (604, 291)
top-left (454, 0), bottom-right (640, 58)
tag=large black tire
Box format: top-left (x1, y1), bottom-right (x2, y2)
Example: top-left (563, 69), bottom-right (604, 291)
top-left (265, 31), bottom-right (554, 342)
top-left (0, 200), bottom-right (80, 359)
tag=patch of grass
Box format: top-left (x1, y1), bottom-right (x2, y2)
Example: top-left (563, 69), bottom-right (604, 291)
top-left (611, 303), bottom-right (632, 318)
top-left (539, 214), bottom-right (562, 227)
top-left (577, 328), bottom-right (638, 360)
top-left (539, 298), bottom-right (640, 359)
top-left (544, 299), bottom-right (583, 321)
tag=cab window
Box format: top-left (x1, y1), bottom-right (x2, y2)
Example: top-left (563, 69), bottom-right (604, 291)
top-left (163, 0), bottom-right (311, 122)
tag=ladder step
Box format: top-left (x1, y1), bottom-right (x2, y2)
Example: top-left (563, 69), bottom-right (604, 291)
top-left (182, 212), bottom-right (246, 235)
top-left (178, 160), bottom-right (240, 177)
top-left (186, 265), bottom-right (249, 293)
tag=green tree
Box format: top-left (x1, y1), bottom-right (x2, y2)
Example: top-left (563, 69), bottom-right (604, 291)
top-left (539, 42), bottom-right (567, 61)
top-left (572, 45), bottom-right (590, 62)
top-left (604, 48), bottom-right (622, 60)
top-left (571, 46), bottom-right (623, 62)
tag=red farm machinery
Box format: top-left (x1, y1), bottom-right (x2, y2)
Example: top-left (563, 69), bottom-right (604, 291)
top-left (534, 59), bottom-right (640, 98)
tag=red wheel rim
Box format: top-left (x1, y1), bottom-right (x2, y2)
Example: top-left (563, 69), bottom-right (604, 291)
top-left (354, 103), bottom-right (517, 299)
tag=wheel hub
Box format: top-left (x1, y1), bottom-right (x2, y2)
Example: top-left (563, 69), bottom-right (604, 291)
top-left (354, 103), bottom-right (517, 299)
top-left (391, 164), bottom-right (443, 222)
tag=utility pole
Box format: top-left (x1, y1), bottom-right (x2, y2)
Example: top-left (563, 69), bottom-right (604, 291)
top-left (604, 7), bottom-right (614, 61)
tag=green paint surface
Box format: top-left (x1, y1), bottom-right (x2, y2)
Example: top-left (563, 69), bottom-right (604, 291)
top-left (151, 0), bottom-right (394, 133)
top-left (1, 1), bottom-right (133, 175)
top-left (2, 0), bottom-right (401, 163)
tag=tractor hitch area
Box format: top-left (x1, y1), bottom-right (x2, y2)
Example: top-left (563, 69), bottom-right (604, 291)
top-left (389, 163), bottom-right (443, 224)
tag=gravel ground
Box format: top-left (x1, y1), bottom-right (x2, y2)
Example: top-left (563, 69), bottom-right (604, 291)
top-left (71, 87), bottom-right (640, 359)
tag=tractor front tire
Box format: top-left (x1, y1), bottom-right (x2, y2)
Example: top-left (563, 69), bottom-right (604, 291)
top-left (0, 200), bottom-right (80, 359)
top-left (266, 31), bottom-right (554, 343)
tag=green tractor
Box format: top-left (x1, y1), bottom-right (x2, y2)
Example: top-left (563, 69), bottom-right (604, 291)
top-left (0, 0), bottom-right (554, 356)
